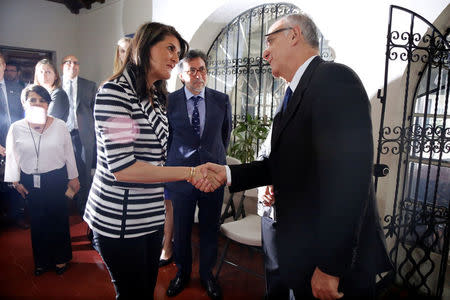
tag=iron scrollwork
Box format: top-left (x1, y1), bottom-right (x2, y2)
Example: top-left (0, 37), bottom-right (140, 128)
top-left (376, 5), bottom-right (449, 297)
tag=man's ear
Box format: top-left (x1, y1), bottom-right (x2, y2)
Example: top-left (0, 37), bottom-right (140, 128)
top-left (178, 72), bottom-right (185, 84)
top-left (290, 25), bottom-right (302, 46)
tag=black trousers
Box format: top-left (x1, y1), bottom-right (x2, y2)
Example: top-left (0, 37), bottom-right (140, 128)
top-left (171, 187), bottom-right (223, 280)
top-left (70, 130), bottom-right (89, 216)
top-left (21, 166), bottom-right (72, 269)
top-left (94, 230), bottom-right (163, 300)
top-left (1, 184), bottom-right (25, 222)
top-left (261, 216), bottom-right (291, 300)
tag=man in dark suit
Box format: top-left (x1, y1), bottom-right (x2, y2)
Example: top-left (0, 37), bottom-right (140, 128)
top-left (256, 125), bottom-right (293, 300)
top-left (198, 13), bottom-right (392, 299)
top-left (61, 55), bottom-right (96, 216)
top-left (0, 54), bottom-right (23, 146)
top-left (165, 50), bottom-right (232, 300)
top-left (5, 62), bottom-right (25, 89)
top-left (0, 52), bottom-right (27, 228)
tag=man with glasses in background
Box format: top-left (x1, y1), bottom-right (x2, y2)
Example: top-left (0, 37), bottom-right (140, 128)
top-left (5, 62), bottom-right (25, 89)
top-left (165, 50), bottom-right (232, 300)
top-left (0, 52), bottom-right (27, 229)
top-left (61, 55), bottom-right (96, 218)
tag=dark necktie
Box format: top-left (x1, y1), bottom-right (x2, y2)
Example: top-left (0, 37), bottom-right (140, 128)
top-left (191, 96), bottom-right (201, 136)
top-left (282, 86), bottom-right (293, 112)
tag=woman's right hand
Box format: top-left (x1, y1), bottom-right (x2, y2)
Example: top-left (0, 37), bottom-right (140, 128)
top-left (14, 182), bottom-right (29, 199)
top-left (68, 178), bottom-right (80, 195)
top-left (190, 165), bottom-right (223, 193)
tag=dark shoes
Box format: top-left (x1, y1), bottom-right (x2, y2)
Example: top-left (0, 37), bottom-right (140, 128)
top-left (166, 274), bottom-right (190, 297)
top-left (159, 255), bottom-right (174, 268)
top-left (15, 219), bottom-right (29, 230)
top-left (55, 263), bottom-right (68, 275)
top-left (34, 267), bottom-right (46, 276)
top-left (201, 277), bottom-right (222, 300)
top-left (34, 264), bottom-right (68, 276)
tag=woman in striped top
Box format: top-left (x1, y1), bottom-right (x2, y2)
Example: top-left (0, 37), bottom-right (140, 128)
top-left (83, 22), bottom-right (217, 300)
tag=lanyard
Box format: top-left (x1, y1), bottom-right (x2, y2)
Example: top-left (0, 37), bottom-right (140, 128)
top-left (27, 118), bottom-right (48, 174)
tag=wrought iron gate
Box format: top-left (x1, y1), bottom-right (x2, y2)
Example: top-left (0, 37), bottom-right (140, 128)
top-left (375, 5), bottom-right (449, 297)
top-left (206, 2), bottom-right (334, 128)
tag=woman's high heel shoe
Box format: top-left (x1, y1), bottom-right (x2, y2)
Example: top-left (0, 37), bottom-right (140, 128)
top-left (55, 263), bottom-right (68, 275)
top-left (159, 255), bottom-right (174, 267)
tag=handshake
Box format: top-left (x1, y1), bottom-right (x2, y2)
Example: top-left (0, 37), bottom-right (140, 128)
top-left (188, 163), bottom-right (227, 193)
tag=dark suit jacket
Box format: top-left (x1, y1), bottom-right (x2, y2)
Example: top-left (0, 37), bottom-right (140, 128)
top-left (75, 77), bottom-right (96, 176)
top-left (5, 80), bottom-right (23, 123)
top-left (1, 80), bottom-right (24, 145)
top-left (48, 88), bottom-right (70, 122)
top-left (229, 57), bottom-right (392, 290)
top-left (165, 87), bottom-right (232, 195)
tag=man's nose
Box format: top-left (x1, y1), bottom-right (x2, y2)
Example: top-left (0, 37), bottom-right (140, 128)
top-left (262, 49), bottom-right (270, 61)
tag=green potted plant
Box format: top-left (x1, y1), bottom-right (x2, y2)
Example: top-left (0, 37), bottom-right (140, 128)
top-left (228, 114), bottom-right (269, 163)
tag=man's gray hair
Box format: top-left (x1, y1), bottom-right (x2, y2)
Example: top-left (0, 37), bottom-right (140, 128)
top-left (283, 13), bottom-right (319, 49)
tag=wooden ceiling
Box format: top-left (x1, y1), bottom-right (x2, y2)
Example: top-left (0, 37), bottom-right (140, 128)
top-left (45, 0), bottom-right (106, 14)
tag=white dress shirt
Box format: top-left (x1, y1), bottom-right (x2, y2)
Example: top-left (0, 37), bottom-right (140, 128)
top-left (184, 86), bottom-right (206, 136)
top-left (0, 79), bottom-right (7, 100)
top-left (0, 79), bottom-right (12, 125)
top-left (62, 76), bottom-right (78, 131)
top-left (4, 118), bottom-right (78, 182)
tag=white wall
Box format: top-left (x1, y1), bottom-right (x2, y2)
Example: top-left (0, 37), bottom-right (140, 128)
top-left (0, 0), bottom-right (153, 86)
top-left (0, 0), bottom-right (78, 73)
top-left (76, 0), bottom-right (155, 85)
top-left (1, 0), bottom-right (447, 92)
top-left (158, 0), bottom-right (448, 98)
top-left (122, 0), bottom-right (153, 36)
top-left (77, 0), bottom-right (124, 84)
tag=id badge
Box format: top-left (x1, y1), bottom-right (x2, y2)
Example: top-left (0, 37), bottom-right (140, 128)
top-left (33, 174), bottom-right (41, 188)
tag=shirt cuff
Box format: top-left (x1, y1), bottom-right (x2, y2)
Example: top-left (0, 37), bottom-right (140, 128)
top-left (225, 165), bottom-right (232, 186)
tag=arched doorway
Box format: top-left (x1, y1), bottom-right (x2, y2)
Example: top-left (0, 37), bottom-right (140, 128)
top-left (206, 3), bottom-right (333, 143)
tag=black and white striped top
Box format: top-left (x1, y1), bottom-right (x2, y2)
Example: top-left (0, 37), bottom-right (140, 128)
top-left (83, 66), bottom-right (169, 238)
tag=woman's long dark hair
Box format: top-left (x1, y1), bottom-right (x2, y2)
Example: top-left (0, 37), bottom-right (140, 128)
top-left (109, 22), bottom-right (188, 105)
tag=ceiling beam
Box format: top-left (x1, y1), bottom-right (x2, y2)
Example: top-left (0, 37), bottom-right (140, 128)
top-left (45, 0), bottom-right (107, 14)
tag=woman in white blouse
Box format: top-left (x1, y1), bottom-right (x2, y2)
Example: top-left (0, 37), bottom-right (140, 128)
top-left (4, 84), bottom-right (80, 276)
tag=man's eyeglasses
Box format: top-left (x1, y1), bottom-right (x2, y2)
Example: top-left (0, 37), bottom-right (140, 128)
top-left (186, 67), bottom-right (207, 76)
top-left (264, 27), bottom-right (293, 47)
top-left (63, 60), bottom-right (80, 66)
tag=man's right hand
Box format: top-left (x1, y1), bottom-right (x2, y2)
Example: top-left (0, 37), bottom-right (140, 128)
top-left (311, 267), bottom-right (344, 300)
top-left (0, 145), bottom-right (5, 156)
top-left (194, 163), bottom-right (227, 192)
